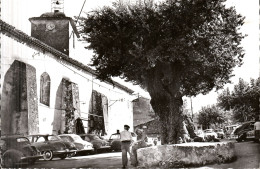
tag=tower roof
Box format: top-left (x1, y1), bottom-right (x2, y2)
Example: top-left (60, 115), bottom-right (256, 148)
top-left (40, 12), bottom-right (66, 18)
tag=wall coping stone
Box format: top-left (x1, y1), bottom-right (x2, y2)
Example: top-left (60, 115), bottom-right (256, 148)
top-left (137, 142), bottom-right (236, 168)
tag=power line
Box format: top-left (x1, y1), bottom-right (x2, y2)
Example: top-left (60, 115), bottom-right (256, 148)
top-left (57, 58), bottom-right (126, 95)
top-left (69, 0), bottom-right (87, 39)
top-left (38, 104), bottom-right (104, 117)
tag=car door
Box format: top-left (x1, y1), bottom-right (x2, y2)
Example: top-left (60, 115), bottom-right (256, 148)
top-left (31, 136), bottom-right (52, 152)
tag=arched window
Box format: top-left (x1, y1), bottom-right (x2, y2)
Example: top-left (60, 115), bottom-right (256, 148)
top-left (40, 72), bottom-right (50, 106)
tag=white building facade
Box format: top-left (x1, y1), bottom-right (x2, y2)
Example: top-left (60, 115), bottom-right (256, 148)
top-left (0, 0), bottom-right (135, 137)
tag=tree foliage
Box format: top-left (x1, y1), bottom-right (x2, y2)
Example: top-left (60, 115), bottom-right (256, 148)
top-left (79, 0), bottom-right (245, 144)
top-left (197, 105), bottom-right (225, 129)
top-left (217, 78), bottom-right (260, 122)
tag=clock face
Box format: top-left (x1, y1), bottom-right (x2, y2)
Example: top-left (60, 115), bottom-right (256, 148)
top-left (46, 23), bottom-right (55, 31)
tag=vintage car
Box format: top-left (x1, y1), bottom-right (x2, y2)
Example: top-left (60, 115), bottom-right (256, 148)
top-left (204, 129), bottom-right (218, 139)
top-left (108, 132), bottom-right (137, 151)
top-left (194, 130), bottom-right (205, 141)
top-left (1, 135), bottom-right (42, 167)
top-left (234, 121), bottom-right (255, 142)
top-left (80, 134), bottom-right (110, 153)
top-left (27, 134), bottom-right (77, 161)
top-left (59, 134), bottom-right (94, 155)
top-left (215, 129), bottom-right (225, 139)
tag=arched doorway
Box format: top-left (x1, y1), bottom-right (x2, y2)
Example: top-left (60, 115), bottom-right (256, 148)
top-left (88, 90), bottom-right (108, 136)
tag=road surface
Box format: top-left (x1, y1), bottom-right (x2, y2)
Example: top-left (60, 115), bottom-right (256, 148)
top-left (28, 141), bottom-right (260, 168)
top-left (202, 140), bottom-right (260, 168)
top-left (29, 152), bottom-right (123, 168)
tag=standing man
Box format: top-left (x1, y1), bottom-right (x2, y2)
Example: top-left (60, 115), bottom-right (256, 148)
top-left (120, 125), bottom-right (132, 168)
top-left (254, 116), bottom-right (260, 143)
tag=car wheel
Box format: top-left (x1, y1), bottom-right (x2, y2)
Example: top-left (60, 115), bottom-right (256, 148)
top-left (2, 151), bottom-right (23, 168)
top-left (3, 154), bottom-right (15, 167)
top-left (43, 150), bottom-right (53, 161)
top-left (67, 152), bottom-right (76, 158)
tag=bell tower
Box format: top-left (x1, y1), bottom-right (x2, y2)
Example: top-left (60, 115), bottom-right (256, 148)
top-left (51, 0), bottom-right (64, 13)
top-left (29, 0), bottom-right (79, 56)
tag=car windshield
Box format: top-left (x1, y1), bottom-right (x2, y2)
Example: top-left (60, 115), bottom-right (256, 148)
top-left (205, 130), bottom-right (213, 133)
top-left (60, 136), bottom-right (73, 142)
top-left (36, 136), bottom-right (46, 142)
top-left (48, 135), bottom-right (60, 141)
top-left (197, 130), bottom-right (203, 134)
top-left (110, 134), bottom-right (120, 140)
top-left (17, 137), bottom-right (30, 143)
top-left (89, 135), bottom-right (100, 140)
top-left (72, 135), bottom-right (83, 141)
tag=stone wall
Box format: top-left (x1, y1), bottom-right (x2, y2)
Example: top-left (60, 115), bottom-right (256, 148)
top-left (1, 60), bottom-right (39, 136)
top-left (135, 119), bottom-right (161, 136)
top-left (52, 78), bottom-right (81, 134)
top-left (133, 97), bottom-right (155, 127)
top-left (26, 63), bottom-right (39, 134)
top-left (137, 142), bottom-right (236, 167)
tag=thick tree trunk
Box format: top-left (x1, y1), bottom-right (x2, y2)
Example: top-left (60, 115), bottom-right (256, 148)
top-left (146, 62), bottom-right (186, 144)
top-left (150, 92), bottom-right (184, 144)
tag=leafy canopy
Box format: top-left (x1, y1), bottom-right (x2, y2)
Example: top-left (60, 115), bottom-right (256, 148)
top-left (217, 78), bottom-right (260, 122)
top-left (79, 0), bottom-right (245, 96)
top-left (197, 105), bottom-right (225, 128)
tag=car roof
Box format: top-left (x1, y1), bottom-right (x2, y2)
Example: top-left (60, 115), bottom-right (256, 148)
top-left (59, 134), bottom-right (78, 136)
top-left (28, 134), bottom-right (56, 136)
top-left (1, 135), bottom-right (28, 140)
top-left (80, 134), bottom-right (95, 136)
top-left (111, 132), bottom-right (135, 135)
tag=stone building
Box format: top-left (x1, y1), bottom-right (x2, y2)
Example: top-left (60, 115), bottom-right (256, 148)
top-left (0, 2), bottom-right (136, 137)
top-left (133, 96), bottom-right (155, 128)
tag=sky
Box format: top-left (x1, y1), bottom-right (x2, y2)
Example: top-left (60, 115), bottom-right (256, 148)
top-left (2, 0), bottom-right (259, 114)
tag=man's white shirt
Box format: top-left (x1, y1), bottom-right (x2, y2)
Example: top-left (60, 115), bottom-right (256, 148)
top-left (120, 130), bottom-right (132, 141)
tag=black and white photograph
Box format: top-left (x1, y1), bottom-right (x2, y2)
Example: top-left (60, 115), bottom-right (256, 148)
top-left (0, 0), bottom-right (259, 168)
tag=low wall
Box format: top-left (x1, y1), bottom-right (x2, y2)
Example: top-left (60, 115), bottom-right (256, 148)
top-left (137, 142), bottom-right (236, 168)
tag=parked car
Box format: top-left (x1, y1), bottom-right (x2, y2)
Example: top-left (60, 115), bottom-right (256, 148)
top-left (225, 124), bottom-right (240, 139)
top-left (80, 134), bottom-right (110, 153)
top-left (59, 134), bottom-right (94, 155)
top-left (108, 132), bottom-right (137, 151)
top-left (195, 130), bottom-right (205, 141)
top-left (27, 134), bottom-right (77, 161)
top-left (234, 121), bottom-right (255, 142)
top-left (204, 129), bottom-right (218, 139)
top-left (1, 135), bottom-right (42, 167)
top-left (215, 129), bottom-right (225, 139)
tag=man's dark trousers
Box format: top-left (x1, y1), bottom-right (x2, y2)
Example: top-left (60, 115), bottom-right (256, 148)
top-left (121, 141), bottom-right (131, 167)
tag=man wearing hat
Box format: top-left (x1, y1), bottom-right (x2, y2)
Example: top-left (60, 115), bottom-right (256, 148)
top-left (120, 124), bottom-right (132, 168)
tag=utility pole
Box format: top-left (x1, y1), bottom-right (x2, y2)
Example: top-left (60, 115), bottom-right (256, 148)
top-left (190, 97), bottom-right (193, 120)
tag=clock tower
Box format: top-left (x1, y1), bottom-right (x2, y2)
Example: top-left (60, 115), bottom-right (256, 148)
top-left (29, 0), bottom-right (79, 56)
